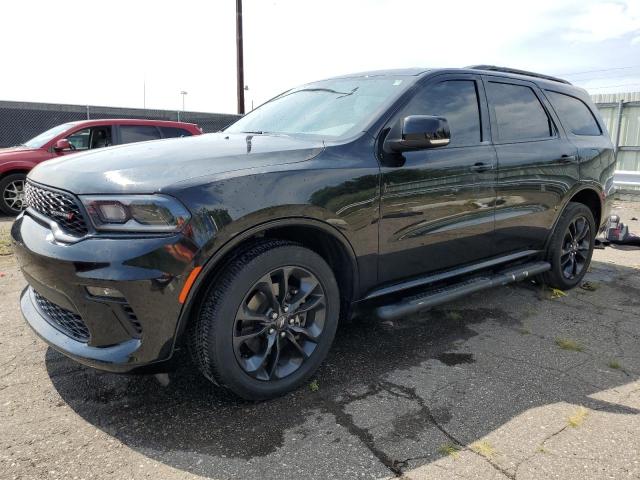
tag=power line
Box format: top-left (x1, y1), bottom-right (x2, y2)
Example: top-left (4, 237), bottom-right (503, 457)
top-left (572, 72), bottom-right (640, 82)
top-left (559, 65), bottom-right (640, 77)
top-left (586, 82), bottom-right (640, 90)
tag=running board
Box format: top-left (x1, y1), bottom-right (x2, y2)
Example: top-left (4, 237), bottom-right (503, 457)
top-left (375, 261), bottom-right (550, 321)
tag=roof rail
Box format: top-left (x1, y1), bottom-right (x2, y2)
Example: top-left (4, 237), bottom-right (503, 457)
top-left (465, 65), bottom-right (571, 85)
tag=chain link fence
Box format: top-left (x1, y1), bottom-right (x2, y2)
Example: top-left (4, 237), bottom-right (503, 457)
top-left (0, 100), bottom-right (240, 148)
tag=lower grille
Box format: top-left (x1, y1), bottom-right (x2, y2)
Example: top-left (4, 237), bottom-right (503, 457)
top-left (122, 304), bottom-right (143, 336)
top-left (33, 291), bottom-right (90, 342)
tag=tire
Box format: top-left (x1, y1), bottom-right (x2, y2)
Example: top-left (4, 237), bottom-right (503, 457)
top-left (542, 202), bottom-right (596, 290)
top-left (188, 239), bottom-right (340, 400)
top-left (0, 173), bottom-right (27, 216)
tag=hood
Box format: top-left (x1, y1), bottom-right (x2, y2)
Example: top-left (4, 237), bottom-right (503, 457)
top-left (28, 133), bottom-right (324, 194)
top-left (0, 146), bottom-right (40, 158)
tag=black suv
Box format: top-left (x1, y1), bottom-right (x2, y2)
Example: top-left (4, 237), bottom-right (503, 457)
top-left (12, 66), bottom-right (615, 399)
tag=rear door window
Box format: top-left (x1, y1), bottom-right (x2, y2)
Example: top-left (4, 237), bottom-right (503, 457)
top-left (160, 127), bottom-right (193, 138)
top-left (486, 82), bottom-right (553, 142)
top-left (545, 91), bottom-right (601, 136)
top-left (119, 125), bottom-right (162, 144)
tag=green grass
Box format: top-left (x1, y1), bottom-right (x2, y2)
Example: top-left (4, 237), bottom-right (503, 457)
top-left (438, 442), bottom-right (461, 458)
top-left (580, 281), bottom-right (599, 292)
top-left (555, 338), bottom-right (584, 352)
top-left (608, 360), bottom-right (622, 370)
top-left (445, 311), bottom-right (462, 321)
top-left (309, 379), bottom-right (319, 392)
top-left (519, 326), bottom-right (532, 335)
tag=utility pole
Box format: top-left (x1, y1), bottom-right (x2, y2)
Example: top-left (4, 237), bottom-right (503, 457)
top-left (236, 0), bottom-right (245, 115)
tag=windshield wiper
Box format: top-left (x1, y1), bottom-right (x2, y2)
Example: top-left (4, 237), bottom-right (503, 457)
top-left (295, 87), bottom-right (358, 97)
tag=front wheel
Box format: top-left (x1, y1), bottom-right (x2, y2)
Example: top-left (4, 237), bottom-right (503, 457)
top-left (0, 173), bottom-right (27, 216)
top-left (188, 240), bottom-right (340, 400)
top-left (542, 202), bottom-right (596, 290)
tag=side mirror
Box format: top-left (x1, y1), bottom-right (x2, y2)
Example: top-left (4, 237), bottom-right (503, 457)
top-left (53, 138), bottom-right (71, 151)
top-left (385, 115), bottom-right (451, 153)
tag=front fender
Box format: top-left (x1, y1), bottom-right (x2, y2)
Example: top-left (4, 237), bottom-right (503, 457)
top-left (0, 160), bottom-right (38, 176)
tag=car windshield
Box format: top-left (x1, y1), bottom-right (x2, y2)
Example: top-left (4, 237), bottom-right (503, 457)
top-left (23, 123), bottom-right (75, 148)
top-left (225, 76), bottom-right (412, 139)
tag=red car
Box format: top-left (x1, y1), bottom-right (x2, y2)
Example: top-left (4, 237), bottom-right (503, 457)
top-left (0, 119), bottom-right (202, 215)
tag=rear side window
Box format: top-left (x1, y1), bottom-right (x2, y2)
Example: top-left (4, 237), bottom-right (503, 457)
top-left (400, 80), bottom-right (482, 147)
top-left (160, 127), bottom-right (192, 138)
top-left (120, 125), bottom-right (161, 144)
top-left (486, 82), bottom-right (553, 142)
top-left (545, 91), bottom-right (601, 136)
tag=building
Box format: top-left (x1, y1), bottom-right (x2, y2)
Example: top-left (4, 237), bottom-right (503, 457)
top-left (592, 92), bottom-right (640, 191)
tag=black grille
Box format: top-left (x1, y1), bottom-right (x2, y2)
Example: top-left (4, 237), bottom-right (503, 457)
top-left (33, 290), bottom-right (90, 342)
top-left (25, 182), bottom-right (88, 236)
top-left (122, 304), bottom-right (143, 336)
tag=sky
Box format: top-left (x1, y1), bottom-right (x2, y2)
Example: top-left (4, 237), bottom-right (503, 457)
top-left (0, 0), bottom-right (639, 114)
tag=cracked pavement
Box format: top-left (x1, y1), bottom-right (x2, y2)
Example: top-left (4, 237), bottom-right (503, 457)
top-left (1, 200), bottom-right (639, 480)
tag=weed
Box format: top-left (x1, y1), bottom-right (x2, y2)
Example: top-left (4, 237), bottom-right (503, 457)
top-left (469, 440), bottom-right (496, 458)
top-left (550, 288), bottom-right (567, 299)
top-left (555, 338), bottom-right (584, 352)
top-left (438, 442), bottom-right (461, 458)
top-left (0, 230), bottom-right (11, 256)
top-left (568, 406), bottom-right (589, 427)
top-left (608, 360), bottom-right (622, 370)
top-left (309, 379), bottom-right (319, 392)
top-left (580, 281), bottom-right (598, 292)
top-left (445, 311), bottom-right (462, 321)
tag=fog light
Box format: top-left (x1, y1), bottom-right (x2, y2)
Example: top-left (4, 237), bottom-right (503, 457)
top-left (86, 286), bottom-right (125, 299)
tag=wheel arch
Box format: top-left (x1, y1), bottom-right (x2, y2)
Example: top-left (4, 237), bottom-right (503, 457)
top-left (568, 187), bottom-right (602, 228)
top-left (175, 217), bottom-right (360, 340)
top-left (544, 185), bottom-right (603, 251)
top-left (0, 169), bottom-right (30, 181)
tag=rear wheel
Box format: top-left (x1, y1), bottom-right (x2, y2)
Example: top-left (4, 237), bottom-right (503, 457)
top-left (542, 202), bottom-right (596, 290)
top-left (188, 240), bottom-right (340, 400)
top-left (0, 173), bottom-right (27, 216)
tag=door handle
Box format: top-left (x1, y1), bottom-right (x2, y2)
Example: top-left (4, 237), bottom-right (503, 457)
top-left (469, 162), bottom-right (493, 172)
top-left (558, 154), bottom-right (577, 163)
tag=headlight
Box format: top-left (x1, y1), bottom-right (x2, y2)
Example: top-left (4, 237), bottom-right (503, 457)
top-left (80, 195), bottom-right (190, 233)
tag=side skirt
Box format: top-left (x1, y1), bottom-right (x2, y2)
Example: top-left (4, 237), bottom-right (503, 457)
top-left (375, 261), bottom-right (550, 321)
top-left (363, 250), bottom-right (541, 300)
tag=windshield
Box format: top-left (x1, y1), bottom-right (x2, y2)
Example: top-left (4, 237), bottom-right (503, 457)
top-left (225, 76), bottom-right (412, 139)
top-left (23, 123), bottom-right (75, 148)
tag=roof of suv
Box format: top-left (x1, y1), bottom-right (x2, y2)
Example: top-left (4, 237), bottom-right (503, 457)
top-left (332, 65), bottom-right (573, 88)
top-left (63, 119), bottom-right (200, 129)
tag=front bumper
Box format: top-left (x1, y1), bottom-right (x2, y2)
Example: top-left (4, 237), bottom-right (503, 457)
top-left (12, 212), bottom-right (198, 372)
top-left (20, 286), bottom-right (142, 371)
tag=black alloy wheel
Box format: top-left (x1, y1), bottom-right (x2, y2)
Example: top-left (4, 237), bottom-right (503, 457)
top-left (560, 215), bottom-right (591, 280)
top-left (189, 239), bottom-right (340, 400)
top-left (542, 202), bottom-right (595, 290)
top-left (232, 266), bottom-right (326, 381)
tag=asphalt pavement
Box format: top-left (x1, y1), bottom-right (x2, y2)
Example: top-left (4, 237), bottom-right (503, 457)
top-left (1, 200), bottom-right (639, 480)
